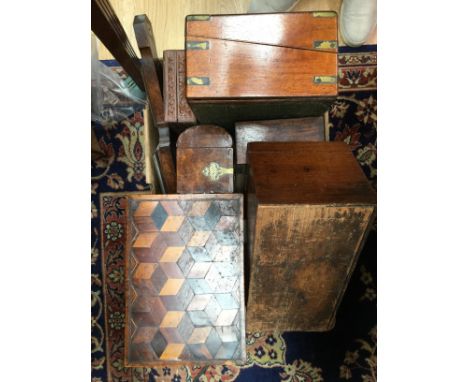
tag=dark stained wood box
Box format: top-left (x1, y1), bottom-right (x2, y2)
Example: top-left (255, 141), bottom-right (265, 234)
top-left (235, 117), bottom-right (325, 165)
top-left (163, 50), bottom-right (197, 128)
top-left (124, 194), bottom-right (246, 366)
top-left (177, 125), bottom-right (234, 194)
top-left (234, 117), bottom-right (325, 192)
top-left (185, 12), bottom-right (338, 129)
top-left (246, 142), bottom-right (376, 332)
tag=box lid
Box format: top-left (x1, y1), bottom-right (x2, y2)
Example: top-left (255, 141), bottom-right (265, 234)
top-left (235, 117), bottom-right (325, 164)
top-left (125, 194), bottom-right (246, 365)
top-left (186, 12), bottom-right (338, 100)
top-left (247, 142), bottom-right (376, 205)
top-left (186, 12), bottom-right (338, 51)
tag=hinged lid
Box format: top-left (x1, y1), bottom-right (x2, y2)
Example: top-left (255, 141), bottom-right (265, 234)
top-left (186, 12), bottom-right (338, 52)
top-left (186, 12), bottom-right (338, 100)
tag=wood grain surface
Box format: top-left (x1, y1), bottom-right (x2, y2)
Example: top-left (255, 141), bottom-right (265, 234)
top-left (186, 12), bottom-right (338, 100)
top-left (247, 204), bottom-right (375, 331)
top-left (235, 117), bottom-right (325, 164)
top-left (186, 38), bottom-right (337, 99)
top-left (125, 194), bottom-right (246, 366)
top-left (133, 15), bottom-right (177, 194)
top-left (185, 12), bottom-right (337, 128)
top-left (177, 126), bottom-right (234, 194)
top-left (133, 14), bottom-right (165, 124)
top-left (186, 12), bottom-right (338, 51)
top-left (246, 141), bottom-right (376, 331)
top-left (92, 0), bottom-right (144, 89)
top-left (156, 137), bottom-right (177, 194)
top-left (177, 125), bottom-right (232, 148)
top-left (247, 141), bottom-right (376, 205)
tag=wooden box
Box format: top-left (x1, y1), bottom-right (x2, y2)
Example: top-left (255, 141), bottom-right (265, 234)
top-left (185, 12), bottom-right (338, 129)
top-left (246, 142), bottom-right (376, 332)
top-left (125, 194), bottom-right (246, 366)
top-left (235, 117), bottom-right (325, 165)
top-left (163, 50), bottom-right (197, 128)
top-left (234, 117), bottom-right (325, 192)
top-left (177, 125), bottom-right (234, 194)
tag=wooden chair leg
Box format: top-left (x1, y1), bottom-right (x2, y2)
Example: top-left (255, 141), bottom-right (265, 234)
top-left (91, 0), bottom-right (144, 91)
top-left (134, 14), bottom-right (177, 194)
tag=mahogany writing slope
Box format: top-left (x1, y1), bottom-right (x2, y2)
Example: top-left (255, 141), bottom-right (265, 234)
top-left (185, 12), bottom-right (338, 129)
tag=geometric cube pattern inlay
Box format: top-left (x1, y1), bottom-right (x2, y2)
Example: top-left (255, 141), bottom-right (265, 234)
top-left (125, 194), bottom-right (246, 366)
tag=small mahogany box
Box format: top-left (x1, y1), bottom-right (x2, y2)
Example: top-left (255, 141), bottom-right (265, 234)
top-left (246, 142), bottom-right (376, 332)
top-left (177, 125), bottom-right (234, 194)
top-left (163, 50), bottom-right (196, 128)
top-left (185, 12), bottom-right (338, 129)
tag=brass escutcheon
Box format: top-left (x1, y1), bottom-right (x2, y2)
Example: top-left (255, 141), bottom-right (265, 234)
top-left (202, 162), bottom-right (234, 181)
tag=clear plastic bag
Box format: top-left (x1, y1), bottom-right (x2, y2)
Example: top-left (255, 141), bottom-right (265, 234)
top-left (91, 34), bottom-right (146, 124)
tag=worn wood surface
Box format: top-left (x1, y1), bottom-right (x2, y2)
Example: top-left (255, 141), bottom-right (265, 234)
top-left (235, 117), bottom-right (325, 165)
top-left (247, 141), bottom-right (376, 205)
top-left (246, 142), bottom-right (376, 331)
top-left (177, 126), bottom-right (234, 194)
top-left (92, 0), bottom-right (144, 90)
top-left (155, 127), bottom-right (177, 194)
top-left (185, 12), bottom-right (337, 128)
top-left (186, 39), bottom-right (337, 99)
top-left (248, 204), bottom-right (375, 331)
top-left (143, 108), bottom-right (159, 192)
top-left (186, 12), bottom-right (338, 51)
top-left (186, 12), bottom-right (337, 100)
top-left (177, 125), bottom-right (232, 148)
top-left (125, 194), bottom-right (246, 366)
top-left (134, 14), bottom-right (165, 124)
top-left (134, 15), bottom-right (176, 194)
top-left (163, 50), bottom-right (197, 126)
top-left (234, 116), bottom-right (325, 193)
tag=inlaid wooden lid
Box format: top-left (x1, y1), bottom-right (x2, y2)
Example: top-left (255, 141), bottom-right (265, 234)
top-left (125, 194), bottom-right (246, 366)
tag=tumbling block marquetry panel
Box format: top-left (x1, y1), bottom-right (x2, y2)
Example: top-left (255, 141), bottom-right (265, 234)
top-left (125, 194), bottom-right (246, 366)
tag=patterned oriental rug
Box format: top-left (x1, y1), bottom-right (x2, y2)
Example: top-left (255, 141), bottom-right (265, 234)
top-left (91, 45), bottom-right (377, 382)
